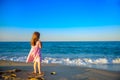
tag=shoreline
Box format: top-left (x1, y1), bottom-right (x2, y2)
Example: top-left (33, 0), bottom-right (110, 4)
top-left (0, 60), bottom-right (120, 80)
top-left (0, 60), bottom-right (120, 72)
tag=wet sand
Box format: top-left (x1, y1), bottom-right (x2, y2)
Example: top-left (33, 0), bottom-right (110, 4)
top-left (0, 60), bottom-right (120, 80)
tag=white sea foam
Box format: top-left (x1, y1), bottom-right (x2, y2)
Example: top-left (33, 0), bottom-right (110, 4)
top-left (42, 57), bottom-right (120, 66)
top-left (0, 56), bottom-right (120, 65)
top-left (112, 58), bottom-right (120, 64)
top-left (92, 58), bottom-right (108, 64)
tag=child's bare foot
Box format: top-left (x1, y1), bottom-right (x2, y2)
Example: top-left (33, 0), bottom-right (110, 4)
top-left (32, 71), bottom-right (37, 74)
top-left (39, 72), bottom-right (44, 76)
top-left (34, 70), bottom-right (36, 73)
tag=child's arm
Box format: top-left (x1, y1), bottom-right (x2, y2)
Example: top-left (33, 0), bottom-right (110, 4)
top-left (37, 40), bottom-right (42, 48)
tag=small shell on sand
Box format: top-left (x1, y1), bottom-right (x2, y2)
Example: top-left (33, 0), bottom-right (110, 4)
top-left (51, 72), bottom-right (56, 75)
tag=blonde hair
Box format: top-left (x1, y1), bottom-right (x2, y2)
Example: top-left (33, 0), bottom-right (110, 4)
top-left (31, 32), bottom-right (40, 46)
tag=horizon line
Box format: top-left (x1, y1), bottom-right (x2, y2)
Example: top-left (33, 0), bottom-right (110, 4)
top-left (0, 40), bottom-right (120, 42)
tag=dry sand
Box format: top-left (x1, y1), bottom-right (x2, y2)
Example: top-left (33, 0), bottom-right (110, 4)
top-left (0, 60), bottom-right (120, 80)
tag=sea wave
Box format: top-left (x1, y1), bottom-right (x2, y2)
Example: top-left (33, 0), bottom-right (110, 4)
top-left (42, 57), bottom-right (120, 65)
top-left (0, 56), bottom-right (120, 65)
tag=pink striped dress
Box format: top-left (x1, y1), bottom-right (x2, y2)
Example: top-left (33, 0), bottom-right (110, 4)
top-left (26, 41), bottom-right (41, 63)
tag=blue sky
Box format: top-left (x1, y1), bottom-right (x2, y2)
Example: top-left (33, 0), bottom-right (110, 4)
top-left (0, 0), bottom-right (120, 41)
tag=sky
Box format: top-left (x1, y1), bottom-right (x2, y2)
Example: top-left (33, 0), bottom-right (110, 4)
top-left (0, 0), bottom-right (120, 41)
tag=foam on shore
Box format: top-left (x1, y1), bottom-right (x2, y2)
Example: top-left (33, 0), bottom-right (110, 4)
top-left (0, 56), bottom-right (120, 65)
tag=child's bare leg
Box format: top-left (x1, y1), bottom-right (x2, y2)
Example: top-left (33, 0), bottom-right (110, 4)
top-left (38, 61), bottom-right (41, 74)
top-left (33, 61), bottom-right (37, 73)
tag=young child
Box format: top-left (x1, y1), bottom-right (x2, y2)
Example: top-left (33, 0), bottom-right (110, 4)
top-left (26, 32), bottom-right (42, 75)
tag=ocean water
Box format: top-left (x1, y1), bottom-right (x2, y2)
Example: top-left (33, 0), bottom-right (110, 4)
top-left (0, 41), bottom-right (120, 71)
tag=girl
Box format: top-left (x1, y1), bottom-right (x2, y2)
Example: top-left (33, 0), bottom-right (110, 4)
top-left (26, 32), bottom-right (42, 75)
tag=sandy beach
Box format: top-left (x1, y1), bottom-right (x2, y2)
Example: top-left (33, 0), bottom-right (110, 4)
top-left (0, 60), bottom-right (120, 80)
